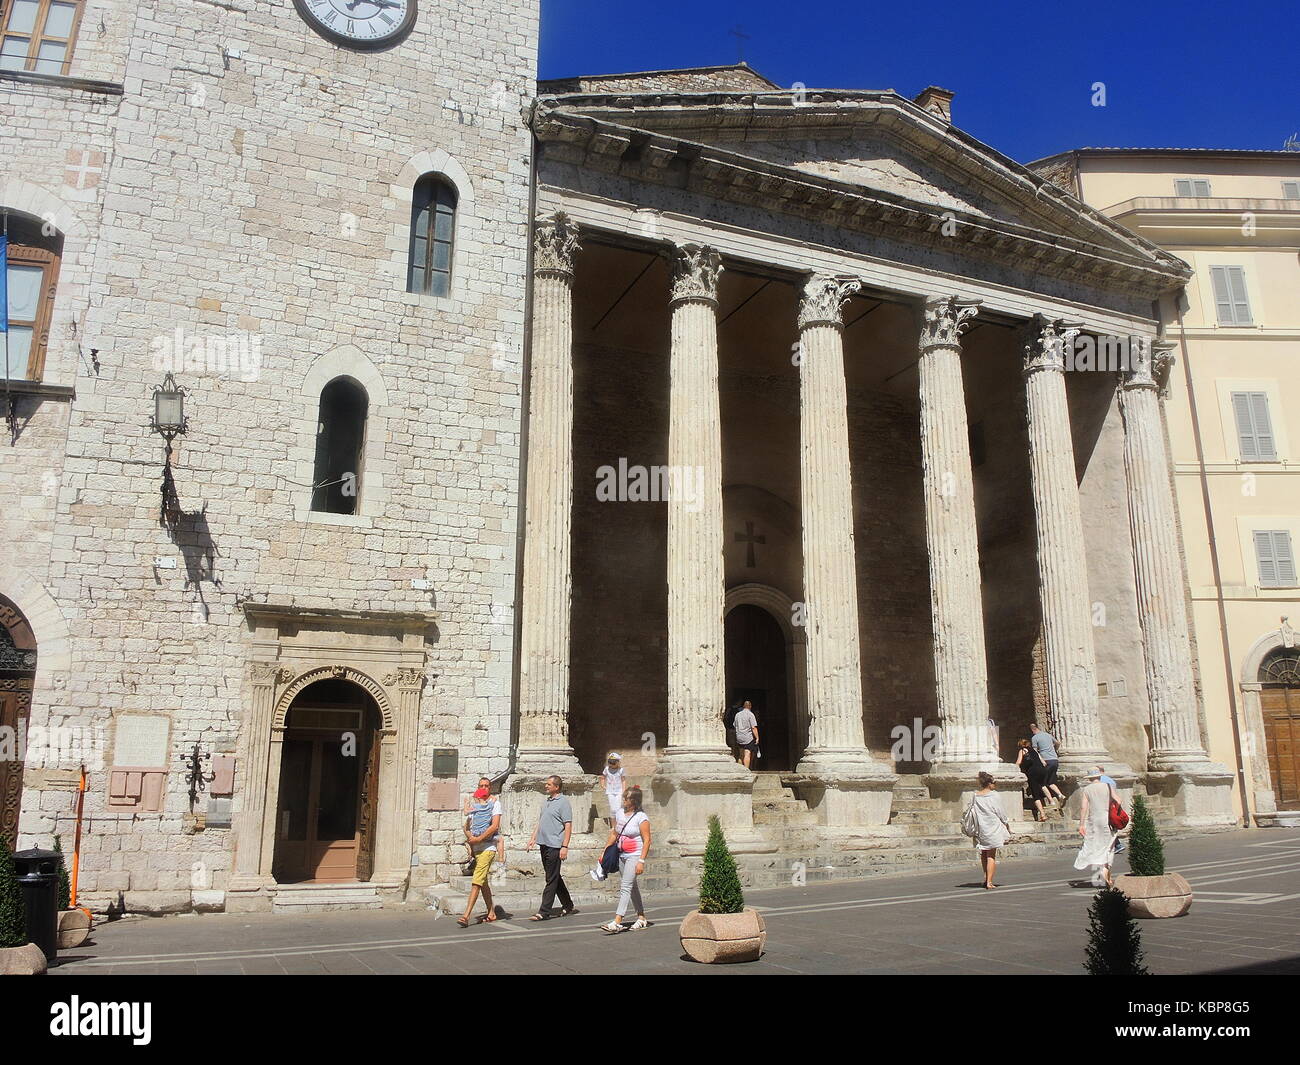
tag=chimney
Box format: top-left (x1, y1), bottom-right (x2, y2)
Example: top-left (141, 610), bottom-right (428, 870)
top-left (914, 86), bottom-right (954, 124)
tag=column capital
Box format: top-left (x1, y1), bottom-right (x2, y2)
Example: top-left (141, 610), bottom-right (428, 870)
top-left (1021, 314), bottom-right (1082, 376)
top-left (917, 295), bottom-right (980, 351)
top-left (667, 243), bottom-right (723, 306)
top-left (533, 212), bottom-right (581, 279)
top-left (798, 273), bottom-right (861, 329)
top-left (1120, 336), bottom-right (1177, 396)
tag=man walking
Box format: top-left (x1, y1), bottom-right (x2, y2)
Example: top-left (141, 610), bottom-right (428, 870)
top-left (1029, 722), bottom-right (1067, 806)
top-left (527, 775), bottom-right (577, 921)
top-left (734, 700), bottom-right (760, 770)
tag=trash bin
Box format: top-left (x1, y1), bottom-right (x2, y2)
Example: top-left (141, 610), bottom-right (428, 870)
top-left (14, 847), bottom-right (60, 961)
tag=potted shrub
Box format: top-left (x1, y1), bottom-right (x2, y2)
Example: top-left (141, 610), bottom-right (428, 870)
top-left (1114, 794), bottom-right (1192, 918)
top-left (0, 842), bottom-right (46, 975)
top-left (52, 836), bottom-right (91, 950)
top-left (679, 815), bottom-right (766, 964)
top-left (1084, 885), bottom-right (1150, 975)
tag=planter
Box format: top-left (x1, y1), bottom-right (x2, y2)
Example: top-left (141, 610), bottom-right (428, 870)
top-left (57, 908), bottom-right (92, 949)
top-left (1115, 872), bottom-right (1193, 919)
top-left (679, 907), bottom-right (766, 964)
top-left (0, 942), bottom-right (48, 975)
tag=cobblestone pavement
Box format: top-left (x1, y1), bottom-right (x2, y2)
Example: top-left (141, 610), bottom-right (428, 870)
top-left (49, 829), bottom-right (1300, 975)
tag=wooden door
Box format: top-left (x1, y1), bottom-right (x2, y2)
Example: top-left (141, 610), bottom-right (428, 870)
top-left (355, 734), bottom-right (382, 882)
top-left (0, 596), bottom-right (37, 850)
top-left (1261, 685), bottom-right (1300, 810)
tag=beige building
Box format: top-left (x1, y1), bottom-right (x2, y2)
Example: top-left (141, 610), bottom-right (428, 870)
top-left (1031, 149), bottom-right (1300, 825)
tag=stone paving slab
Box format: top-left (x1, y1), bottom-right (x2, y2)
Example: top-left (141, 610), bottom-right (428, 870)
top-left (48, 829), bottom-right (1300, 976)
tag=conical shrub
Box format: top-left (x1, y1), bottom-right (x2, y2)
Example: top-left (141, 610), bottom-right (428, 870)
top-left (699, 814), bottom-right (745, 915)
top-left (0, 843), bottom-right (27, 949)
top-left (1084, 886), bottom-right (1149, 975)
top-left (53, 835), bottom-right (71, 910)
top-left (1127, 794), bottom-right (1165, 877)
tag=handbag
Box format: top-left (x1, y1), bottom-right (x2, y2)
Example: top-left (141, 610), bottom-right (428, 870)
top-left (960, 801), bottom-right (979, 838)
top-left (1108, 795), bottom-right (1129, 832)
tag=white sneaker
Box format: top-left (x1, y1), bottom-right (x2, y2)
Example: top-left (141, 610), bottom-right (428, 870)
top-left (589, 865), bottom-right (606, 882)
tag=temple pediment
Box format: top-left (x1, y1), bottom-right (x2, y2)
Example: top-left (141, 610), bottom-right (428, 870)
top-left (534, 80), bottom-right (1190, 297)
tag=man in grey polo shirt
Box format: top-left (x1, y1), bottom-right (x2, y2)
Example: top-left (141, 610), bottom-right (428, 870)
top-left (526, 774), bottom-right (576, 920)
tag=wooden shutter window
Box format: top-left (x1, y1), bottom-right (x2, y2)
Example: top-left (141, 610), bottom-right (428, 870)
top-left (1231, 391), bottom-right (1277, 461)
top-left (1210, 266), bottom-right (1252, 326)
top-left (1256, 530), bottom-right (1297, 588)
top-left (1282, 182), bottom-right (1300, 200)
top-left (3, 242), bottom-right (60, 382)
top-left (1175, 178), bottom-right (1211, 197)
top-left (0, 0), bottom-right (83, 76)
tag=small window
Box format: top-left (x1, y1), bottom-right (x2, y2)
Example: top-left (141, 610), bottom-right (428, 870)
top-left (1230, 391), bottom-right (1277, 461)
top-left (1254, 530), bottom-right (1297, 588)
top-left (0, 0), bottom-right (82, 76)
top-left (1283, 181), bottom-right (1300, 200)
top-left (1209, 265), bottom-right (1253, 326)
top-left (1174, 178), bottom-right (1212, 197)
top-left (407, 174), bottom-right (457, 297)
top-left (310, 377), bottom-right (368, 515)
top-left (2, 215), bottom-right (62, 382)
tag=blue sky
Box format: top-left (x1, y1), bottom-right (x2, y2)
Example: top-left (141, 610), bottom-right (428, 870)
top-left (540, 0), bottom-right (1298, 164)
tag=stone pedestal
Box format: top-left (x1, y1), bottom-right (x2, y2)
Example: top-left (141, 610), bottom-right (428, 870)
top-left (923, 765), bottom-right (1030, 830)
top-left (507, 755), bottom-right (595, 839)
top-left (1119, 340), bottom-right (1234, 826)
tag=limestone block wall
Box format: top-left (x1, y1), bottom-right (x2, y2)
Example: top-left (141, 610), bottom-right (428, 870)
top-left (5, 0), bottom-right (539, 902)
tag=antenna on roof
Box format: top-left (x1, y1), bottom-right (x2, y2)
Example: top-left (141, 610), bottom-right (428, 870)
top-left (1284, 132), bottom-right (1300, 151)
top-left (730, 24), bottom-right (750, 63)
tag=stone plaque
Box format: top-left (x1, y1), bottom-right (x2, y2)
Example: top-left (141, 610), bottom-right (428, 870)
top-left (427, 780), bottom-right (459, 812)
top-left (206, 798), bottom-right (233, 828)
top-left (431, 748), bottom-right (458, 777)
top-left (113, 715), bottom-right (170, 768)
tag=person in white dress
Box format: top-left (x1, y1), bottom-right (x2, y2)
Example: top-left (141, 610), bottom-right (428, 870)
top-left (967, 771), bottom-right (1011, 889)
top-left (1074, 769), bottom-right (1119, 887)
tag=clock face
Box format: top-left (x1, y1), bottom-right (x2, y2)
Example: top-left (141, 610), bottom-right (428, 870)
top-left (293, 0), bottom-right (416, 50)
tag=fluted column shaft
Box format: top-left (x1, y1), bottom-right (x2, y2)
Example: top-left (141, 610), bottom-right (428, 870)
top-left (917, 297), bottom-right (998, 764)
top-left (798, 275), bottom-right (871, 757)
top-left (1120, 341), bottom-right (1208, 765)
top-left (518, 215), bottom-right (580, 759)
top-left (1022, 316), bottom-right (1107, 764)
top-left (665, 245), bottom-right (729, 754)
top-left (232, 664), bottom-right (281, 884)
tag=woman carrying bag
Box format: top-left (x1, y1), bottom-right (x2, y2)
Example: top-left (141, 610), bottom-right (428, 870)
top-left (598, 786), bottom-right (651, 933)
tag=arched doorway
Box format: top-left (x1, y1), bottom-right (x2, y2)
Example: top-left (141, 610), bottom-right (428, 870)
top-left (272, 678), bottom-right (382, 883)
top-left (1260, 648), bottom-right (1300, 811)
top-left (0, 594), bottom-right (37, 849)
top-left (725, 603), bottom-right (793, 770)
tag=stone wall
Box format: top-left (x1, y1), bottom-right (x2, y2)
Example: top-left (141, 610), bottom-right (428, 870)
top-left (4, 0), bottom-right (538, 905)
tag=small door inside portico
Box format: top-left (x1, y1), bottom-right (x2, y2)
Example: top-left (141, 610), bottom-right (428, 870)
top-left (273, 679), bottom-right (381, 883)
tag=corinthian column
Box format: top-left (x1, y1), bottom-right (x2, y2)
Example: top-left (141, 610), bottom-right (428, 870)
top-left (916, 296), bottom-right (999, 766)
top-left (514, 215), bottom-right (588, 822)
top-left (655, 244), bottom-right (752, 834)
top-left (230, 661), bottom-right (287, 890)
top-left (1021, 315), bottom-right (1116, 775)
top-left (1119, 339), bottom-right (1233, 823)
top-left (793, 275), bottom-right (892, 817)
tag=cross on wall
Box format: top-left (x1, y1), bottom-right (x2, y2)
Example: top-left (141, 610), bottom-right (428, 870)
top-left (735, 520), bottom-right (765, 568)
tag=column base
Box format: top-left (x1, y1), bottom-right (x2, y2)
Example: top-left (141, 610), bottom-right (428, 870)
top-left (652, 747), bottom-right (755, 836)
top-left (1144, 761), bottom-right (1237, 828)
top-left (786, 750), bottom-right (897, 827)
top-left (923, 762), bottom-right (1028, 827)
top-left (508, 750), bottom-right (595, 835)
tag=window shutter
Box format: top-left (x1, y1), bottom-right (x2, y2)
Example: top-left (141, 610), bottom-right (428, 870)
top-left (1175, 178), bottom-right (1193, 196)
top-left (1255, 530), bottom-right (1279, 586)
top-left (1210, 266), bottom-right (1251, 325)
top-left (1194, 179), bottom-right (1211, 197)
top-left (1283, 181), bottom-right (1300, 200)
top-left (1274, 532), bottom-right (1298, 586)
top-left (1249, 393), bottom-right (1276, 459)
top-left (1226, 267), bottom-right (1252, 324)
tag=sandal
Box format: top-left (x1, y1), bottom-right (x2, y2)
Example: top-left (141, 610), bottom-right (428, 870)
top-left (528, 913), bottom-right (550, 922)
top-left (600, 921), bottom-right (625, 934)
top-left (456, 916), bottom-right (470, 927)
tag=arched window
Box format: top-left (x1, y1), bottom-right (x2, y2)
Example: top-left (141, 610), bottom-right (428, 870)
top-left (311, 377), bottom-right (367, 515)
top-left (407, 174), bottom-right (456, 297)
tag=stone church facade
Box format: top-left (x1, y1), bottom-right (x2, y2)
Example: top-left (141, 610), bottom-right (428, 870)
top-left (2, 4), bottom-right (1235, 914)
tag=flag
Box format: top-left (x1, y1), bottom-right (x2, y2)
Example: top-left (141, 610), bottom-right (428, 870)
top-left (0, 234), bottom-right (9, 380)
